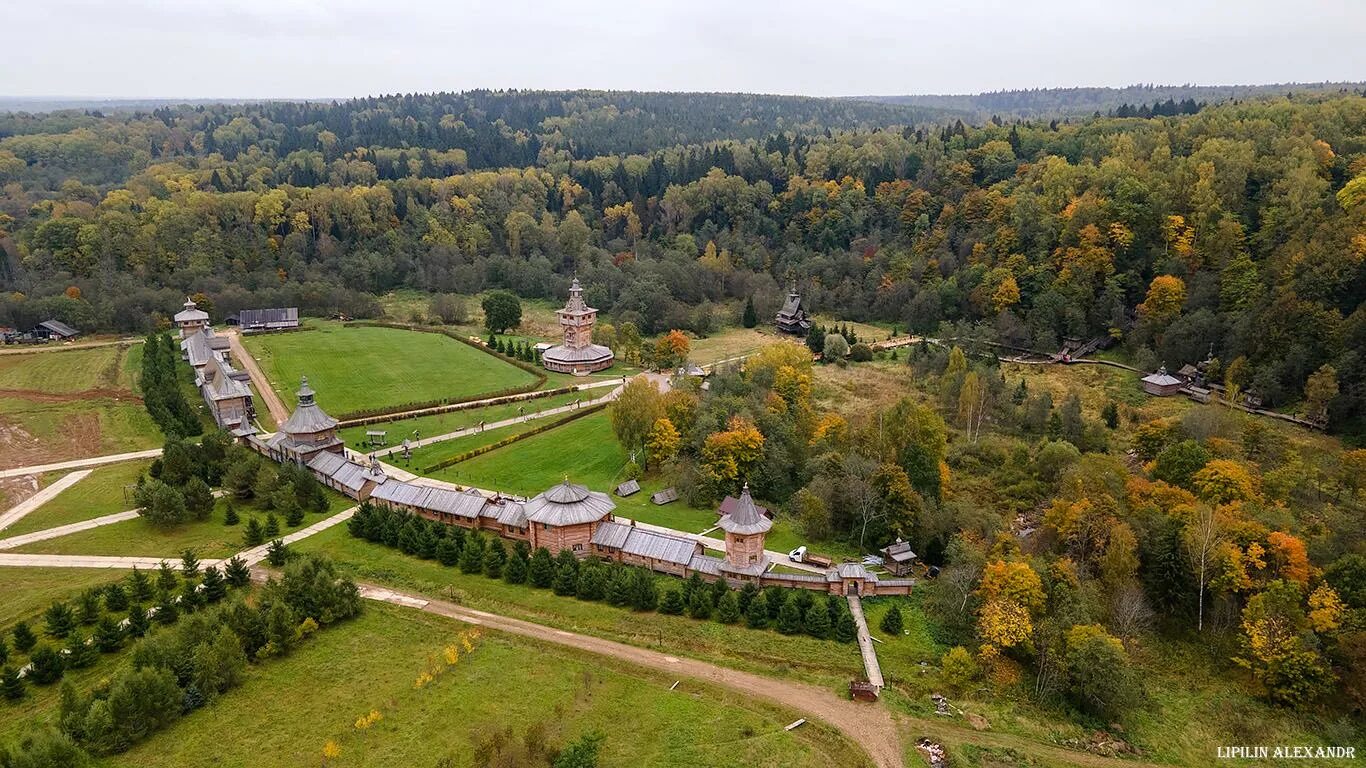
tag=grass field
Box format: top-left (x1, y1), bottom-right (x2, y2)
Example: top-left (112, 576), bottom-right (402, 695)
top-left (337, 389), bottom-right (590, 454)
top-left (1, 460), bottom-right (153, 537)
top-left (104, 603), bottom-right (868, 768)
top-left (0, 344), bottom-right (162, 469)
top-left (241, 323), bottom-right (539, 417)
top-left (11, 492), bottom-right (353, 559)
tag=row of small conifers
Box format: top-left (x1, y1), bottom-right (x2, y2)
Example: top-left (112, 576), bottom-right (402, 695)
top-left (347, 501), bottom-right (862, 641)
top-left (0, 555), bottom-right (360, 763)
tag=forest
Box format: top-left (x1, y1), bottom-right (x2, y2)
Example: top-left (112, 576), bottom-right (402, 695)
top-left (1, 88), bottom-right (1365, 437)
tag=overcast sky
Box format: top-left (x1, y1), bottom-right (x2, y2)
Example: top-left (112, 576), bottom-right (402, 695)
top-left (4, 0), bottom-right (1363, 99)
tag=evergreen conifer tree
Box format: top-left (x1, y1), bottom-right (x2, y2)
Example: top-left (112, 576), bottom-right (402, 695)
top-left (65, 634), bottom-right (97, 669)
top-left (745, 593), bottom-right (768, 628)
top-left (551, 550), bottom-right (579, 596)
top-left (180, 549), bottom-right (201, 580)
top-left (103, 583), bottom-right (128, 613)
top-left (283, 499), bottom-right (304, 527)
top-left (0, 665), bottom-right (23, 701)
top-left (459, 533), bottom-right (485, 574)
top-left (243, 516), bottom-right (265, 547)
top-left (75, 589), bottom-right (101, 626)
top-left (659, 588), bottom-right (685, 615)
top-left (12, 623), bottom-right (36, 653)
top-left (880, 604), bottom-right (904, 635)
top-left (223, 502), bottom-right (240, 526)
top-left (687, 590), bottom-right (712, 620)
top-left (804, 603), bottom-right (832, 639)
top-left (93, 616), bottom-right (123, 653)
top-left (127, 567), bottom-right (153, 603)
top-left (777, 595), bottom-right (802, 634)
top-left (503, 547), bottom-right (528, 584)
top-left (606, 569), bottom-right (631, 606)
top-left (263, 513), bottom-right (281, 539)
top-left (125, 605), bottom-right (150, 638)
top-left (265, 539), bottom-right (288, 566)
top-left (715, 591), bottom-right (741, 623)
top-left (528, 547), bottom-right (555, 588)
top-left (437, 537), bottom-right (461, 567)
top-left (44, 602), bottom-right (74, 639)
top-left (835, 611), bottom-right (857, 643)
top-left (201, 566), bottom-right (227, 603)
top-left (179, 578), bottom-right (201, 613)
top-left (483, 539), bottom-right (506, 578)
top-left (224, 556), bottom-right (251, 587)
top-left (629, 569), bottom-right (658, 611)
top-left (26, 646), bottom-right (64, 685)
top-left (742, 296), bottom-right (758, 328)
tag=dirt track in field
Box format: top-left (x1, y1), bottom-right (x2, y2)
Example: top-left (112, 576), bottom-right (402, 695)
top-left (352, 581), bottom-right (1171, 768)
top-left (224, 329), bottom-right (289, 425)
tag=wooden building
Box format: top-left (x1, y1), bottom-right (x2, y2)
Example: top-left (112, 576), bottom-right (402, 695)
top-left (1141, 366), bottom-right (1184, 396)
top-left (234, 307), bottom-right (300, 333)
top-left (591, 520), bottom-right (706, 576)
top-left (174, 297), bottom-right (209, 338)
top-left (717, 483), bottom-right (771, 579)
top-left (541, 279), bottom-right (615, 375)
top-left (775, 285), bottom-right (812, 335)
top-left (524, 480), bottom-right (616, 554)
top-left (33, 319), bottom-right (80, 341)
top-left (259, 377), bottom-right (345, 464)
top-left (879, 539), bottom-right (917, 577)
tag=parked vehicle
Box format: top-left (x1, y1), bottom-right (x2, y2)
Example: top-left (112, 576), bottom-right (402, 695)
top-left (787, 546), bottom-right (833, 567)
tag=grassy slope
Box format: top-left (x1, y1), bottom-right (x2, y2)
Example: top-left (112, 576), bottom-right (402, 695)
top-left (104, 603), bottom-right (868, 768)
top-left (241, 323), bottom-right (538, 415)
top-left (0, 345), bottom-right (161, 469)
top-left (12, 492), bottom-right (353, 559)
top-left (2, 460), bottom-right (153, 536)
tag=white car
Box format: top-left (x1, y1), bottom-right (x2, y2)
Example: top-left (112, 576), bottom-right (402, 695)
top-left (788, 546), bottom-right (807, 563)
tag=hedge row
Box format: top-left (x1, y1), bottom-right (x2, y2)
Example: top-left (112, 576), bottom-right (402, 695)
top-left (420, 403), bottom-right (607, 473)
top-left (346, 502), bottom-right (858, 643)
top-left (338, 383), bottom-right (583, 429)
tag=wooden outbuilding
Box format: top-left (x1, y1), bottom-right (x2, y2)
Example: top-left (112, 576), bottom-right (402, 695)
top-left (1141, 366), bottom-right (1184, 396)
top-left (879, 539), bottom-right (918, 577)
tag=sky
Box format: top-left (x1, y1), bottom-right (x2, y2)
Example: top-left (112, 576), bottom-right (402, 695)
top-left (3, 0), bottom-right (1364, 99)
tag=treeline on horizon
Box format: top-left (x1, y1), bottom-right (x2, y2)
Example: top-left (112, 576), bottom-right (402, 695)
top-left (0, 89), bottom-right (1364, 437)
top-left (865, 81), bottom-right (1366, 118)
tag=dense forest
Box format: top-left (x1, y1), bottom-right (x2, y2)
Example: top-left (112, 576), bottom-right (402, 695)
top-left (865, 82), bottom-right (1366, 118)
top-left (2, 89), bottom-right (1365, 437)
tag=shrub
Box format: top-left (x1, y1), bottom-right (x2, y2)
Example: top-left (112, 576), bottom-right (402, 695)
top-left (44, 602), bottom-right (75, 639)
top-left (941, 646), bottom-right (979, 691)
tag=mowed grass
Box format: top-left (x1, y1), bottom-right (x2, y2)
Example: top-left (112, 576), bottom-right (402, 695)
top-left (241, 323), bottom-right (538, 416)
top-left (0, 567), bottom-right (126, 629)
top-left (337, 389), bottom-right (591, 454)
top-left (1, 460), bottom-right (153, 537)
top-left (104, 603), bottom-right (869, 768)
top-left (12, 492), bottom-right (353, 559)
top-left (428, 409), bottom-right (629, 494)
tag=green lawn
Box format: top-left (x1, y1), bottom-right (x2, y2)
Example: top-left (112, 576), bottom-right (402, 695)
top-left (103, 603), bottom-right (868, 768)
top-left (241, 323), bottom-right (539, 417)
top-left (337, 389), bottom-right (589, 453)
top-left (11, 492), bottom-right (353, 559)
top-left (0, 567), bottom-right (127, 629)
top-left (295, 526), bottom-right (867, 688)
top-left (428, 409), bottom-right (629, 493)
top-left (2, 460), bottom-right (153, 537)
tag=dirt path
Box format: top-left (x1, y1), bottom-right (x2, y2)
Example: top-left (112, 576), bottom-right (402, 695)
top-left (0, 449), bottom-right (162, 480)
top-left (0, 387), bottom-right (140, 404)
top-left (225, 329), bottom-right (289, 425)
top-left (351, 581), bottom-right (1169, 768)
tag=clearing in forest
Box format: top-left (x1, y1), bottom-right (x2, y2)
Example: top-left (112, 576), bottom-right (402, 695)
top-left (240, 323), bottom-right (540, 418)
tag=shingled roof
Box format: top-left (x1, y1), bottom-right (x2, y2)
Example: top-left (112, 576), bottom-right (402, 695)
top-left (524, 480), bottom-right (615, 526)
top-left (279, 376), bottom-right (338, 435)
top-left (716, 483), bottom-right (771, 535)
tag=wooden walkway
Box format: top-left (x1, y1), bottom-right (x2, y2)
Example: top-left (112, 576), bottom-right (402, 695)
top-left (846, 594), bottom-right (884, 689)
